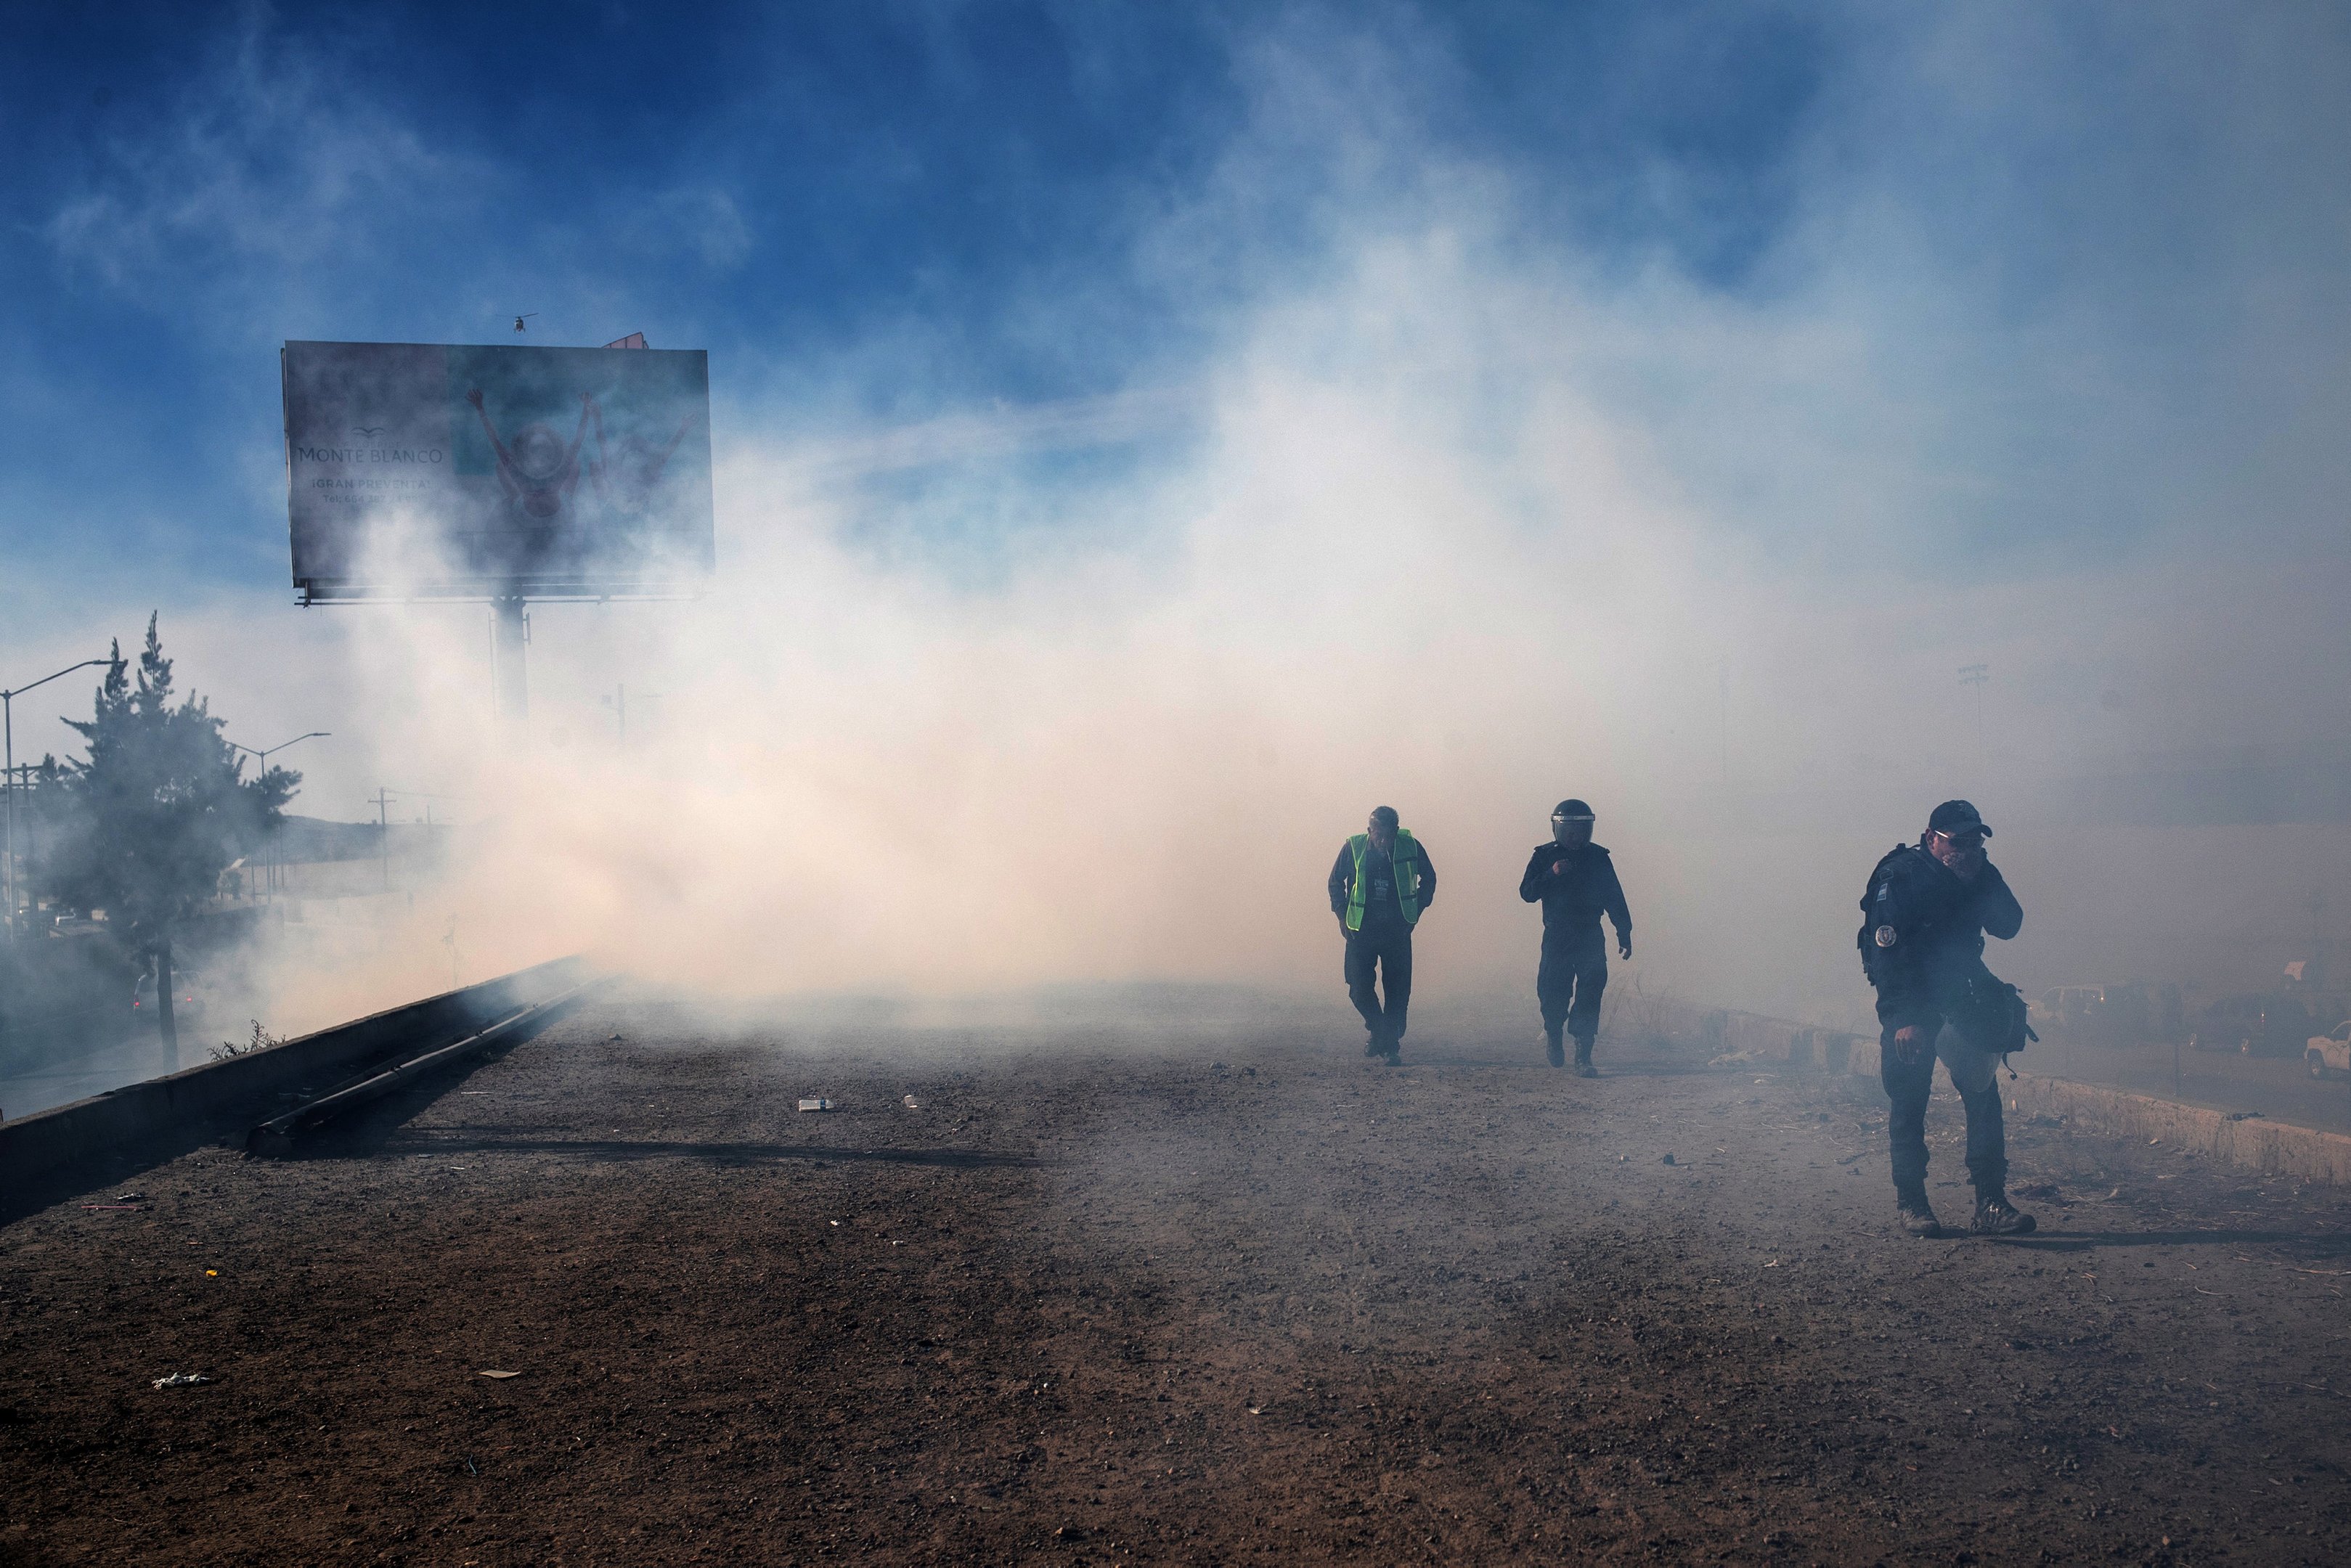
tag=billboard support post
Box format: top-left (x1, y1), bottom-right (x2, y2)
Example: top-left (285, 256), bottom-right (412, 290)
top-left (281, 340), bottom-right (712, 748)
top-left (492, 597), bottom-right (529, 731)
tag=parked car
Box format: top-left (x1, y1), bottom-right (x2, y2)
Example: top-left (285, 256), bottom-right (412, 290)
top-left (2030, 983), bottom-right (2160, 1045)
top-left (2308, 1021), bottom-right (2351, 1079)
top-left (131, 966), bottom-right (214, 1025)
top-left (2191, 994), bottom-right (2314, 1057)
top-left (2029, 987), bottom-right (2100, 1035)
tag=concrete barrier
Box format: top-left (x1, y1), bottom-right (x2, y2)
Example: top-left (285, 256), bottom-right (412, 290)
top-left (1697, 1008), bottom-right (1863, 1074)
top-left (2004, 1073), bottom-right (2351, 1186)
top-left (1690, 1004), bottom-right (2351, 1185)
top-left (0, 956), bottom-right (586, 1205)
top-left (1827, 1021), bottom-right (2351, 1186)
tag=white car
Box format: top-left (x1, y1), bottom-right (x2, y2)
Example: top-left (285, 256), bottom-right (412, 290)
top-left (2306, 1021), bottom-right (2351, 1079)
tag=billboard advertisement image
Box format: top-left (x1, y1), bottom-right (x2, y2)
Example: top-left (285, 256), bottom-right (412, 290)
top-left (282, 340), bottom-right (714, 600)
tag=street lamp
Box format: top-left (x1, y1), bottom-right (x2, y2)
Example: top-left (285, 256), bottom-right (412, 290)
top-left (2, 658), bottom-right (111, 940)
top-left (227, 732), bottom-right (331, 898)
top-left (229, 732), bottom-right (332, 769)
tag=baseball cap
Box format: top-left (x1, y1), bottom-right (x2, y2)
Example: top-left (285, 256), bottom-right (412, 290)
top-left (1927, 799), bottom-right (1992, 838)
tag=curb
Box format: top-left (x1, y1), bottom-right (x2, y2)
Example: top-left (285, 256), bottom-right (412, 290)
top-left (2003, 1073), bottom-right (2351, 1186)
top-left (1695, 1005), bottom-right (2351, 1187)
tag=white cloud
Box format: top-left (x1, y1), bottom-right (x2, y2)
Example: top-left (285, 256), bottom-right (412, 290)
top-left (42, 19), bottom-right (468, 297)
top-left (658, 187), bottom-right (753, 271)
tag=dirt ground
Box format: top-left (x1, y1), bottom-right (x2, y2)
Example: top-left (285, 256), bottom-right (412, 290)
top-left (4, 995), bottom-right (2350, 1566)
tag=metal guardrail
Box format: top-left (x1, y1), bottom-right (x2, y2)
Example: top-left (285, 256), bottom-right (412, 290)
top-left (246, 979), bottom-right (598, 1154)
top-left (0, 956), bottom-right (589, 1200)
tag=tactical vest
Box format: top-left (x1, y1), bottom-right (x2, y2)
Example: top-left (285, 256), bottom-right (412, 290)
top-left (1857, 844), bottom-right (1914, 986)
top-left (1345, 830), bottom-right (1424, 933)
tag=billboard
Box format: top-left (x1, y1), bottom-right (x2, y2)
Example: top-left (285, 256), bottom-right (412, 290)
top-left (282, 340), bottom-right (714, 600)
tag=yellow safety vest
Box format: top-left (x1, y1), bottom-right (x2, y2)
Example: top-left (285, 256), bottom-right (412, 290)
top-left (1345, 830), bottom-right (1424, 933)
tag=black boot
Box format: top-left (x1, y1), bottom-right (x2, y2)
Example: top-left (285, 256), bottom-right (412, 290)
top-left (1544, 1029), bottom-right (1565, 1069)
top-left (1896, 1185), bottom-right (1941, 1238)
top-left (1571, 1037), bottom-right (1597, 1078)
top-left (1971, 1191), bottom-right (2037, 1236)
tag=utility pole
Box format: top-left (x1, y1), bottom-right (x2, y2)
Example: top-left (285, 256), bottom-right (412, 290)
top-left (3, 764), bottom-right (44, 923)
top-left (227, 732), bottom-right (330, 900)
top-left (2312, 887), bottom-right (2330, 989)
top-left (2, 658), bottom-right (110, 940)
top-left (602, 683), bottom-right (628, 748)
top-left (1957, 664), bottom-right (1989, 764)
top-left (375, 788), bottom-right (392, 892)
top-left (1717, 655), bottom-right (1729, 793)
top-left (370, 788), bottom-right (468, 896)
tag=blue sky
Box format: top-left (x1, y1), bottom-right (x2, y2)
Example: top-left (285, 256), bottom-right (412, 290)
top-left (4, 1), bottom-right (2349, 674)
top-left (0, 3), bottom-right (1828, 584)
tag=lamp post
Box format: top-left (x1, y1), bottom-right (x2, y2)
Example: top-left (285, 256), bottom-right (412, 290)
top-left (2, 658), bottom-right (111, 940)
top-left (227, 732), bottom-right (331, 897)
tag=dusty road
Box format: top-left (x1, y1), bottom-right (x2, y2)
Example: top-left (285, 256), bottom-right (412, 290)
top-left (4, 996), bottom-right (2350, 1565)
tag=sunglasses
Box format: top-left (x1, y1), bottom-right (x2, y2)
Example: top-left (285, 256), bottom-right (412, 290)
top-left (1931, 830), bottom-right (1987, 849)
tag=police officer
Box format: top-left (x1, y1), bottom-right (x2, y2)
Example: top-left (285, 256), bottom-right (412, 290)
top-left (1518, 799), bottom-right (1631, 1075)
top-left (1327, 806), bottom-right (1435, 1063)
top-left (1859, 799), bottom-right (2036, 1237)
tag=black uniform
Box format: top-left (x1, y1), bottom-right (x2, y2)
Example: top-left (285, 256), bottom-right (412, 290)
top-left (1518, 843), bottom-right (1631, 1050)
top-left (1328, 837), bottom-right (1436, 1055)
top-left (1861, 844), bottom-right (2024, 1199)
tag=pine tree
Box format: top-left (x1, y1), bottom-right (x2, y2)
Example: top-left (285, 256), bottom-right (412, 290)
top-left (38, 615), bottom-right (298, 1056)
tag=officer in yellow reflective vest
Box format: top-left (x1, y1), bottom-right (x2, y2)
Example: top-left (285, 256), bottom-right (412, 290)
top-left (1326, 806), bottom-right (1438, 1063)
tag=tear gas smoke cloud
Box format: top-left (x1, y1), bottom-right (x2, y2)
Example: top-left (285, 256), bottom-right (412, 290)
top-left (245, 229), bottom-right (2351, 1040)
top-left (12, 6), bottom-right (2351, 1040)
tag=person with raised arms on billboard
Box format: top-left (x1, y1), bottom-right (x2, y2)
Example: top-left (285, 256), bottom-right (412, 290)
top-left (587, 396), bottom-right (701, 520)
top-left (465, 387), bottom-right (590, 524)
